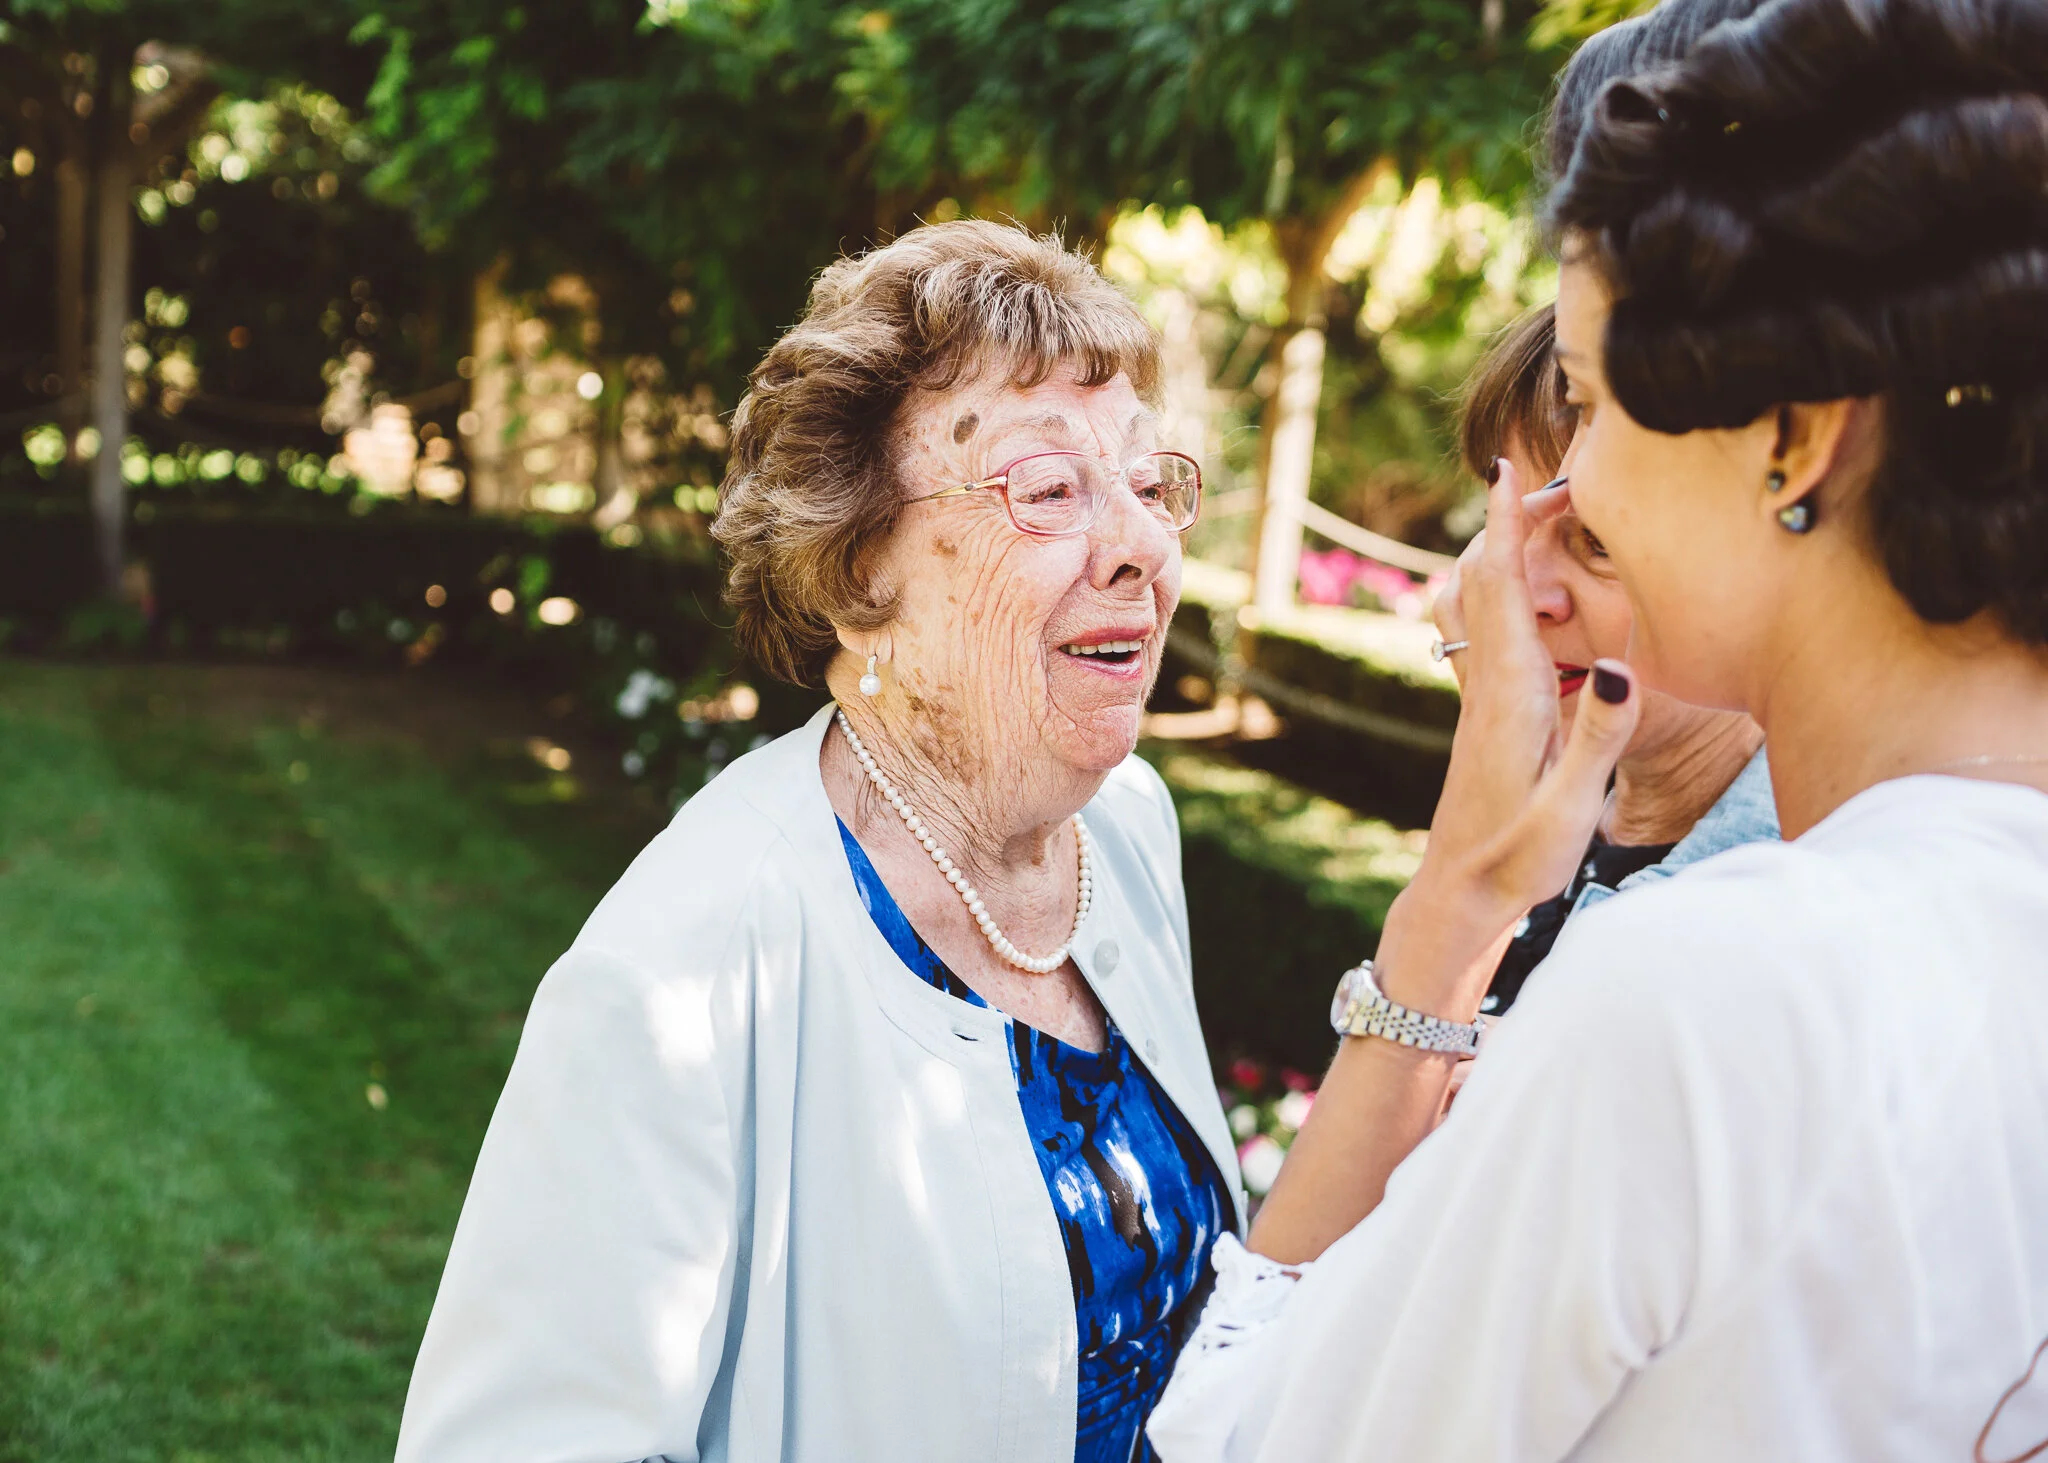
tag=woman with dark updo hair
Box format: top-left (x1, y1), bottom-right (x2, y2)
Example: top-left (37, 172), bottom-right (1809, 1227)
top-left (1149, 0), bottom-right (2048, 1458)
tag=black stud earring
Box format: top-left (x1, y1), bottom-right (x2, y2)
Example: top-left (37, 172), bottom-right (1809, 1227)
top-left (1766, 468), bottom-right (1787, 493)
top-left (1777, 501), bottom-right (1814, 534)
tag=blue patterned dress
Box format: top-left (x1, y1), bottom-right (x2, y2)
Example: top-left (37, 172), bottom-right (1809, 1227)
top-left (838, 819), bottom-right (1233, 1463)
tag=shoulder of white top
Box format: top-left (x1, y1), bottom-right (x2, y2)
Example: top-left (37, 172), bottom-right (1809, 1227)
top-left (1092, 753), bottom-right (1179, 847)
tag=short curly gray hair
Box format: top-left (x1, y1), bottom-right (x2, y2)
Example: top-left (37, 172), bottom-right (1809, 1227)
top-left (712, 219), bottom-right (1162, 687)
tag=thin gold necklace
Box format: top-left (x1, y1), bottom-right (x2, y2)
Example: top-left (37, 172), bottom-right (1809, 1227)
top-left (1925, 753), bottom-right (2048, 775)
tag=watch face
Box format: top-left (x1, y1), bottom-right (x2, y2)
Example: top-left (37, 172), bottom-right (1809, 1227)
top-left (1330, 966), bottom-right (1359, 1029)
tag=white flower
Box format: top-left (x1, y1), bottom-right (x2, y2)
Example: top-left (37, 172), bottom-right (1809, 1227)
top-left (1229, 1103), bottom-right (1260, 1140)
top-left (1238, 1134), bottom-right (1286, 1196)
top-left (615, 668), bottom-right (675, 719)
top-left (1275, 1090), bottom-right (1315, 1132)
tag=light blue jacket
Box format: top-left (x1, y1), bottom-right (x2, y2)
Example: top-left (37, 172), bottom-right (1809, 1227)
top-left (397, 706), bottom-right (1242, 1463)
top-left (1571, 746), bottom-right (1780, 918)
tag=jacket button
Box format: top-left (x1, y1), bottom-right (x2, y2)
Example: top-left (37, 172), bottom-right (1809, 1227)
top-left (1095, 939), bottom-right (1120, 975)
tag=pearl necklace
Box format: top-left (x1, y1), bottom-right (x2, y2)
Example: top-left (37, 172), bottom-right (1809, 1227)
top-left (835, 707), bottom-right (1092, 975)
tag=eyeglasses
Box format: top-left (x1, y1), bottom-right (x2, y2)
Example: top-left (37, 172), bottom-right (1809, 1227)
top-left (906, 450), bottom-right (1203, 538)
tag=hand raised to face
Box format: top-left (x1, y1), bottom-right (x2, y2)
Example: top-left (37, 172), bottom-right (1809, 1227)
top-left (1393, 460), bottom-right (1642, 1018)
top-left (1431, 473), bottom-right (1574, 695)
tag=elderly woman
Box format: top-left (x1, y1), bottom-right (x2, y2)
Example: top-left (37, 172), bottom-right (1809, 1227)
top-left (1447, 303), bottom-right (1777, 1016)
top-left (1150, 0), bottom-right (2048, 1457)
top-left (397, 221), bottom-right (1243, 1463)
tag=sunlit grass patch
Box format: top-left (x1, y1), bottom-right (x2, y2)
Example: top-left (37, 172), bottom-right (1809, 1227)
top-left (0, 661), bottom-right (649, 1460)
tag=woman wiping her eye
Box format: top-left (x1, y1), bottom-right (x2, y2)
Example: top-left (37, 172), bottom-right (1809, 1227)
top-left (1444, 304), bottom-right (1778, 1019)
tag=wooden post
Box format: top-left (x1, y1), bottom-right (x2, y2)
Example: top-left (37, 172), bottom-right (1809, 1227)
top-left (1250, 305), bottom-right (1326, 619)
top-left (88, 49), bottom-right (133, 598)
top-left (54, 145), bottom-right (87, 468)
top-left (463, 260), bottom-right (517, 513)
top-left (1245, 159), bottom-right (1393, 620)
top-left (590, 353), bottom-right (633, 530)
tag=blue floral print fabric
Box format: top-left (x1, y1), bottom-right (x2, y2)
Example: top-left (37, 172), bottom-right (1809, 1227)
top-left (838, 818), bottom-right (1232, 1463)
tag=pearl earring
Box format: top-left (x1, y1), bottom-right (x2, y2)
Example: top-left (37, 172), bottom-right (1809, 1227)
top-left (858, 654), bottom-right (881, 696)
top-left (1777, 502), bottom-right (1814, 534)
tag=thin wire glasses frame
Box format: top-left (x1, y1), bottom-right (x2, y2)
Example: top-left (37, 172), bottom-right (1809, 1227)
top-left (906, 449), bottom-right (1204, 538)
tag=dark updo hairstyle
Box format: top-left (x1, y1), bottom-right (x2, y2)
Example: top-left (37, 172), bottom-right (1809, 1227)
top-left (1548, 0), bottom-right (2048, 645)
top-left (1543, 0), bottom-right (1767, 181)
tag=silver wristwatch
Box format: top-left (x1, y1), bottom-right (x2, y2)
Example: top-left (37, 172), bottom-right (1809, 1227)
top-left (1329, 961), bottom-right (1485, 1056)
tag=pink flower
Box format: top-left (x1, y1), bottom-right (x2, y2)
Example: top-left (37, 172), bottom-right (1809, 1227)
top-left (1350, 561), bottom-right (1428, 614)
top-left (1279, 1067), bottom-right (1314, 1092)
top-left (1300, 547), bottom-right (1435, 613)
top-left (1228, 1057), bottom-right (1267, 1092)
top-left (1297, 547), bottom-right (1364, 606)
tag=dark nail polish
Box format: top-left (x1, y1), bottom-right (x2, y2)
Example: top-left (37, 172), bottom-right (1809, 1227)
top-left (1486, 457), bottom-right (1504, 486)
top-left (1593, 666), bottom-right (1630, 705)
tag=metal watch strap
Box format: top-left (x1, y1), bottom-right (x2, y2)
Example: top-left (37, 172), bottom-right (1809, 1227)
top-left (1330, 960), bottom-right (1485, 1056)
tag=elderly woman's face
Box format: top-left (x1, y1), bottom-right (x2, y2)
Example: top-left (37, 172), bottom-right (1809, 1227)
top-left (1520, 453), bottom-right (1713, 760)
top-left (874, 369), bottom-right (1181, 776)
top-left (1516, 439), bottom-right (1631, 725)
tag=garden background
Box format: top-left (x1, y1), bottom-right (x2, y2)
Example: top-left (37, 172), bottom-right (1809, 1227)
top-left (0, 0), bottom-right (1639, 1453)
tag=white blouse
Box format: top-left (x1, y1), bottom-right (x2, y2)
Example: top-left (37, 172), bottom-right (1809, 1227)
top-left (1151, 776), bottom-right (2048, 1463)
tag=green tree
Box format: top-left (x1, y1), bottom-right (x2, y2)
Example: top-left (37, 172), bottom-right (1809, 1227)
top-left (1, 5), bottom-right (224, 592)
top-left (345, 0), bottom-right (869, 517)
top-left (1532, 0), bottom-right (1655, 48)
top-left (851, 0), bottom-right (1566, 605)
top-left (0, 0), bottom-right (352, 588)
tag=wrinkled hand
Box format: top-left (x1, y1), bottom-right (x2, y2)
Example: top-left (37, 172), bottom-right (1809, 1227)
top-left (1380, 461), bottom-right (1638, 1018)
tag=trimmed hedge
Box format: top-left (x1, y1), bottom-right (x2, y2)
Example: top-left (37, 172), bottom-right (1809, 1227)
top-left (1160, 563), bottom-right (1458, 829)
top-left (1, 498), bottom-right (716, 651)
top-left (0, 498), bottom-right (98, 620)
top-left (1154, 749), bottom-right (1421, 1074)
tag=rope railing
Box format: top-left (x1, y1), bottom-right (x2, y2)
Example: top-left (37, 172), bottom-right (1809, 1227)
top-left (1294, 499), bottom-right (1458, 578)
top-left (1165, 623), bottom-right (1456, 754)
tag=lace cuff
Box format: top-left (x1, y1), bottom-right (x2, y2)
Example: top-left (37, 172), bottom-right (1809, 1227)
top-left (1145, 1234), bottom-right (1310, 1463)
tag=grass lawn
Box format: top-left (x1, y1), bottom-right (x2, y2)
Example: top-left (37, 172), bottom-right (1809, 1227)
top-left (0, 658), bottom-right (662, 1461)
top-left (0, 657), bottom-right (1418, 1458)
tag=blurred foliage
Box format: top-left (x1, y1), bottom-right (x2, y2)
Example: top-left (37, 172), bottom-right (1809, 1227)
top-left (0, 489), bottom-right (809, 805)
top-left (1152, 745), bottom-right (1418, 1073)
top-left (1531, 0), bottom-right (1658, 47)
top-left (1104, 181), bottom-right (1555, 563)
top-left (844, 0), bottom-right (1567, 236)
top-left (0, 0), bottom-right (410, 441)
top-left (343, 0), bottom-right (865, 390)
top-left (132, 88), bottom-right (467, 436)
top-left (0, 0), bottom-right (1628, 563)
top-left (1312, 175), bottom-right (1556, 548)
top-left (836, 0), bottom-right (1575, 557)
